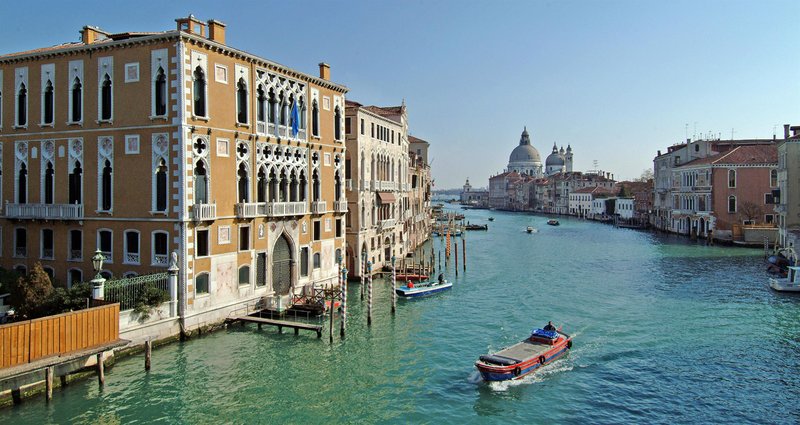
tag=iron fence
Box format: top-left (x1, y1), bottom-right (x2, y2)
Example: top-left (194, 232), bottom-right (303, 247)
top-left (103, 272), bottom-right (170, 311)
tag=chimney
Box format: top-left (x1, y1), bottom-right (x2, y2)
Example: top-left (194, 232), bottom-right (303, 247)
top-left (207, 19), bottom-right (226, 44)
top-left (784, 124), bottom-right (791, 139)
top-left (81, 26), bottom-right (108, 44)
top-left (319, 62), bottom-right (330, 80)
top-left (657, 150), bottom-right (662, 156)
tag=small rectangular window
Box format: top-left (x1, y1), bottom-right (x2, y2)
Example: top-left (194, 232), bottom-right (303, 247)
top-left (313, 252), bottom-right (321, 269)
top-left (15, 228), bottom-right (27, 257)
top-left (313, 221), bottom-right (321, 241)
top-left (197, 229), bottom-right (209, 256)
top-left (300, 247), bottom-right (309, 277)
top-left (69, 230), bottom-right (82, 261)
top-left (335, 218), bottom-right (342, 238)
top-left (360, 119), bottom-right (364, 135)
top-left (99, 230), bottom-right (112, 262)
top-left (41, 229), bottom-right (54, 259)
top-left (345, 118), bottom-right (351, 134)
top-left (196, 273), bottom-right (209, 294)
top-left (239, 226), bottom-right (250, 251)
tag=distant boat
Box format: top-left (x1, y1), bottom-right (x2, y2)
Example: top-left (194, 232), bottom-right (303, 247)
top-left (488, 217), bottom-right (495, 222)
top-left (526, 226), bottom-right (534, 233)
top-left (547, 219), bottom-right (560, 226)
top-left (770, 264), bottom-right (800, 292)
top-left (465, 224), bottom-right (488, 231)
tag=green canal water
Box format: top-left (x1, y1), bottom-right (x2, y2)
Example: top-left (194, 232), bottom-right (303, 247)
top-left (5, 207), bottom-right (800, 424)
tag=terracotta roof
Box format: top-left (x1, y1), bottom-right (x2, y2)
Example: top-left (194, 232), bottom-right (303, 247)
top-left (345, 100), bottom-right (362, 107)
top-left (681, 144), bottom-right (777, 167)
top-left (573, 186), bottom-right (613, 194)
top-left (408, 135), bottom-right (429, 145)
top-left (0, 42), bottom-right (85, 58)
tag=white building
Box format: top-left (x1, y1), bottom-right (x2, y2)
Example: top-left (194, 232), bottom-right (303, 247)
top-left (616, 198), bottom-right (635, 219)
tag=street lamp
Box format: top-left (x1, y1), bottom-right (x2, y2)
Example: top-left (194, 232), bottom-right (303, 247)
top-left (91, 250), bottom-right (107, 300)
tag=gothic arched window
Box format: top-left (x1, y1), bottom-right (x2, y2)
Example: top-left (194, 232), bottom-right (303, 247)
top-left (69, 161), bottom-right (82, 204)
top-left (237, 78), bottom-right (248, 124)
top-left (155, 68), bottom-right (167, 116)
top-left (101, 159), bottom-right (112, 210)
top-left (193, 67), bottom-right (206, 117)
top-left (155, 159), bottom-right (167, 211)
top-left (100, 74), bottom-right (112, 120)
top-left (194, 160), bottom-right (208, 204)
top-left (237, 163), bottom-right (249, 203)
top-left (43, 81), bottom-right (54, 124)
top-left (71, 78), bottom-right (82, 122)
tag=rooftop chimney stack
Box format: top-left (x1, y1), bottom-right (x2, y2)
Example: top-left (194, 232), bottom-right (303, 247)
top-left (207, 19), bottom-right (226, 44)
top-left (81, 26), bottom-right (108, 44)
top-left (319, 62), bottom-right (330, 80)
top-left (784, 124), bottom-right (791, 139)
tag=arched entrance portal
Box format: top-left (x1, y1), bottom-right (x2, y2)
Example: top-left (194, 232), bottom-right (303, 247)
top-left (272, 234), bottom-right (293, 295)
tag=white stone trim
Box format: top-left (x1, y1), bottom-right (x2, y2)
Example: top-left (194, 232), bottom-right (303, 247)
top-left (151, 133), bottom-right (169, 212)
top-left (40, 63), bottom-right (55, 126)
top-left (151, 49), bottom-right (169, 118)
top-left (97, 136), bottom-right (114, 212)
top-left (97, 56), bottom-right (114, 122)
top-left (15, 66), bottom-right (29, 127)
top-left (67, 60), bottom-right (84, 125)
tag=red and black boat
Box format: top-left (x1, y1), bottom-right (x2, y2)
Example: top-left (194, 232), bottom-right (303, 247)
top-left (475, 327), bottom-right (572, 381)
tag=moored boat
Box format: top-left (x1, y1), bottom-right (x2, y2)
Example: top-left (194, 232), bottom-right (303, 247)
top-left (547, 219), bottom-right (560, 226)
top-left (396, 273), bottom-right (428, 281)
top-left (475, 327), bottom-right (572, 382)
top-left (770, 266), bottom-right (800, 292)
top-left (395, 276), bottom-right (452, 298)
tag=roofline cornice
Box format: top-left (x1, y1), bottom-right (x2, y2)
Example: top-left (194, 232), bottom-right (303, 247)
top-left (0, 30), bottom-right (349, 94)
top-left (180, 33), bottom-right (348, 93)
top-left (0, 32), bottom-right (181, 64)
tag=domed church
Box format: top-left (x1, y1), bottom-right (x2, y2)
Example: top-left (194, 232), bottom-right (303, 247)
top-left (545, 143), bottom-right (573, 175)
top-left (507, 127), bottom-right (543, 177)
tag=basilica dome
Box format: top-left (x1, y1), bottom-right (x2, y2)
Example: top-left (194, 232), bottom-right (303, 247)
top-left (507, 128), bottom-right (542, 177)
top-left (545, 143), bottom-right (565, 166)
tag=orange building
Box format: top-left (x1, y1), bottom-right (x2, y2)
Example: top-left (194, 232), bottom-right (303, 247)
top-left (0, 16), bottom-right (348, 326)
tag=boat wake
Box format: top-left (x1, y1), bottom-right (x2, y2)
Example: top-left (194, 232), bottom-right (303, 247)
top-left (487, 356), bottom-right (574, 392)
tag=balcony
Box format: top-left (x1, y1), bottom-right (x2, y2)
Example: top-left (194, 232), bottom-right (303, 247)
top-left (403, 210), bottom-right (413, 220)
top-left (153, 254), bottom-right (169, 267)
top-left (345, 179), bottom-right (353, 191)
top-left (268, 123), bottom-right (277, 136)
top-left (278, 125), bottom-right (288, 139)
top-left (311, 201), bottom-right (327, 214)
top-left (69, 250), bottom-right (82, 261)
top-left (256, 121), bottom-right (267, 135)
top-left (192, 203), bottom-right (217, 221)
top-left (267, 201), bottom-right (307, 217)
top-left (334, 200), bottom-right (348, 213)
top-left (41, 249), bottom-right (54, 260)
top-left (361, 179), bottom-right (368, 192)
top-left (14, 247), bottom-right (26, 257)
top-left (5, 203), bottom-right (84, 220)
top-left (125, 252), bottom-right (140, 264)
top-left (236, 202), bottom-right (265, 219)
top-left (378, 218), bottom-right (397, 231)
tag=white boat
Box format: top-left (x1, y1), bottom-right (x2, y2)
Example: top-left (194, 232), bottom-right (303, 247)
top-left (770, 266), bottom-right (800, 292)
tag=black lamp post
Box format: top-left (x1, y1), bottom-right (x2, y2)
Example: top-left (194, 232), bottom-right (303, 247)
top-left (91, 249), bottom-right (106, 300)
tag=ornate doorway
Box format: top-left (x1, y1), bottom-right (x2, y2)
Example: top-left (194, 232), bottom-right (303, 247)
top-left (272, 234), bottom-right (293, 295)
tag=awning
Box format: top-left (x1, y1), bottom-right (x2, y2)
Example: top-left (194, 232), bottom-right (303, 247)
top-left (377, 192), bottom-right (396, 204)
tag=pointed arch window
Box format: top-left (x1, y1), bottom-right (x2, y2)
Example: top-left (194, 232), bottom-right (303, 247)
top-left (311, 100), bottom-right (319, 137)
top-left (299, 171), bottom-right (307, 202)
top-left (312, 170), bottom-right (321, 202)
top-left (17, 83), bottom-right (27, 126)
top-left (298, 99), bottom-right (306, 130)
top-left (44, 161), bottom-right (54, 204)
top-left (728, 195), bottom-right (737, 213)
top-left (289, 171), bottom-right (298, 202)
top-left (334, 171), bottom-right (341, 202)
top-left (334, 106), bottom-right (342, 140)
top-left (43, 80), bottom-right (54, 124)
top-left (279, 93), bottom-right (287, 126)
top-left (155, 159), bottom-right (167, 211)
top-left (268, 89), bottom-right (277, 126)
top-left (193, 67), bottom-right (206, 117)
top-left (101, 159), bottom-right (112, 211)
top-left (256, 85), bottom-right (267, 123)
top-left (100, 74), bottom-right (112, 120)
top-left (154, 68), bottom-right (167, 116)
top-left (237, 163), bottom-right (250, 203)
top-left (70, 78), bottom-right (82, 122)
top-left (236, 78), bottom-right (248, 124)
top-left (18, 163), bottom-right (27, 203)
top-left (279, 170), bottom-right (288, 202)
top-left (195, 160), bottom-right (208, 204)
top-left (69, 161), bottom-right (82, 204)
top-left (257, 167), bottom-right (267, 202)
top-left (728, 169), bottom-right (736, 188)
top-left (770, 169), bottom-right (778, 187)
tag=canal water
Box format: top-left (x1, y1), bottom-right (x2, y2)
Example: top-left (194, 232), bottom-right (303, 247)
top-left (5, 207), bottom-right (800, 424)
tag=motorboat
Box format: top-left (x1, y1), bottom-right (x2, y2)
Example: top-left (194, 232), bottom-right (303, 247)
top-left (475, 327), bottom-right (572, 382)
top-left (547, 219), bottom-right (560, 226)
top-left (488, 217), bottom-right (495, 221)
top-left (395, 276), bottom-right (452, 298)
top-left (526, 226), bottom-right (535, 233)
top-left (770, 266), bottom-right (800, 292)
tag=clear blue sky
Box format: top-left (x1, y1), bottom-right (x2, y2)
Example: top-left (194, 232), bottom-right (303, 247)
top-left (1, 0), bottom-right (797, 189)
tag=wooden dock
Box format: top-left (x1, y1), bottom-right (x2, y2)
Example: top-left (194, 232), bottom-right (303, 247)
top-left (231, 316), bottom-right (322, 338)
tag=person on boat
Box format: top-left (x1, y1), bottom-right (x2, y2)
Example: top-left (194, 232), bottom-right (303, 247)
top-left (407, 281), bottom-right (414, 288)
top-left (543, 321), bottom-right (556, 332)
top-left (438, 273), bottom-right (444, 284)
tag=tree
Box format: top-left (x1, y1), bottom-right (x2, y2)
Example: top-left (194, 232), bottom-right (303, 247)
top-left (8, 262), bottom-right (54, 319)
top-left (739, 201), bottom-right (763, 223)
top-left (637, 169), bottom-right (654, 182)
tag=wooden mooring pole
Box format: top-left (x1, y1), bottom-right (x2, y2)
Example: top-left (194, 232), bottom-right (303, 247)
top-left (97, 353), bottom-right (105, 387)
top-left (341, 264), bottom-right (348, 339)
top-left (455, 241), bottom-right (458, 277)
top-left (329, 287), bottom-right (335, 343)
top-left (361, 254), bottom-right (366, 301)
top-left (145, 340), bottom-right (152, 371)
top-left (392, 257), bottom-right (397, 315)
top-left (367, 261), bottom-right (373, 326)
top-left (463, 237), bottom-right (466, 271)
top-left (45, 367), bottom-right (53, 402)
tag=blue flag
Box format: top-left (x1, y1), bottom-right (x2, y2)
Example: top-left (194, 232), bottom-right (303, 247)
top-left (291, 101), bottom-right (299, 137)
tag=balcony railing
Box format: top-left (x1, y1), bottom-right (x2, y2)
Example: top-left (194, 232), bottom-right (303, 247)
top-left (14, 247), bottom-right (26, 257)
top-left (153, 254), bottom-right (169, 267)
top-left (125, 252), bottom-right (140, 264)
top-left (334, 200), bottom-right (348, 213)
top-left (41, 249), bottom-right (54, 259)
top-left (256, 121), bottom-right (267, 135)
top-left (69, 250), bottom-right (82, 261)
top-left (192, 203), bottom-right (217, 221)
top-left (5, 203), bottom-right (83, 220)
top-left (379, 218), bottom-right (397, 231)
top-left (403, 210), bottom-right (412, 220)
top-left (268, 123), bottom-right (277, 136)
top-left (278, 125), bottom-right (288, 139)
top-left (311, 201), bottom-right (327, 214)
top-left (235, 202), bottom-right (265, 218)
top-left (267, 201), bottom-right (307, 217)
top-left (345, 179), bottom-right (353, 191)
